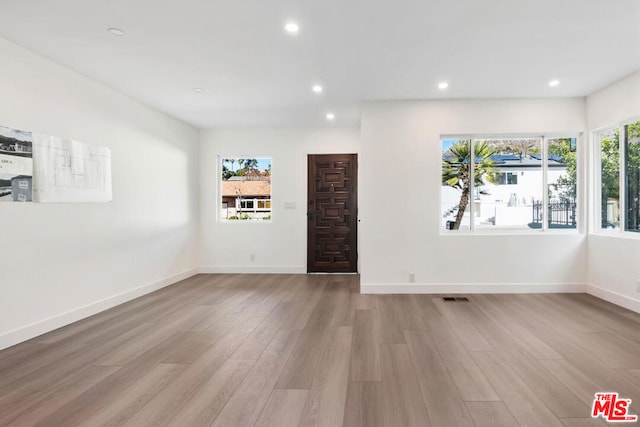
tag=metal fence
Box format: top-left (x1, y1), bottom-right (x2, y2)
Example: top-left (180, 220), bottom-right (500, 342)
top-left (532, 201), bottom-right (576, 227)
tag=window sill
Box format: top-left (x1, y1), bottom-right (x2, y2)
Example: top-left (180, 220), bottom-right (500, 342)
top-left (589, 230), bottom-right (640, 240)
top-left (439, 228), bottom-right (583, 237)
top-left (219, 220), bottom-right (273, 224)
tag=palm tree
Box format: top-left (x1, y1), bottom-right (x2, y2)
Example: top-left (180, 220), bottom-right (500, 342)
top-left (442, 140), bottom-right (498, 229)
top-left (222, 159), bottom-right (234, 180)
top-left (243, 158), bottom-right (258, 170)
top-left (242, 159), bottom-right (259, 177)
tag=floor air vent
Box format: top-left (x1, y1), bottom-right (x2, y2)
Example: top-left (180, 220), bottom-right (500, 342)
top-left (442, 297), bottom-right (469, 302)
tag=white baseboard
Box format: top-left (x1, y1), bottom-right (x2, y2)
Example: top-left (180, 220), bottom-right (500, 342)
top-left (0, 268), bottom-right (199, 351)
top-left (361, 282), bottom-right (588, 294)
top-left (587, 284), bottom-right (640, 314)
top-left (199, 266), bottom-right (306, 274)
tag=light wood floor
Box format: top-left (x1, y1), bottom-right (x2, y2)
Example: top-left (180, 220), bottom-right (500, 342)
top-left (1, 274), bottom-right (640, 427)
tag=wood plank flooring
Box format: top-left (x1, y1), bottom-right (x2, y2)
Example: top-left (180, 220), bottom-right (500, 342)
top-left (1, 274), bottom-right (639, 426)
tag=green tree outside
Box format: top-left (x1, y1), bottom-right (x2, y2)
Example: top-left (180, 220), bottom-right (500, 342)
top-left (548, 138), bottom-right (577, 204)
top-left (625, 121), bottom-right (640, 231)
top-left (221, 158), bottom-right (270, 180)
top-left (599, 130), bottom-right (620, 228)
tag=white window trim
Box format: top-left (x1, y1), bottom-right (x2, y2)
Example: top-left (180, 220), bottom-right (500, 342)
top-left (218, 155), bottom-right (273, 224)
top-left (440, 133), bottom-right (583, 236)
top-left (591, 116), bottom-right (640, 238)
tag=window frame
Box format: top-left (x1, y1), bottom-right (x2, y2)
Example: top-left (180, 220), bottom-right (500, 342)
top-left (495, 172), bottom-right (518, 185)
top-left (593, 125), bottom-right (622, 234)
top-left (440, 133), bottom-right (582, 235)
top-left (592, 116), bottom-right (640, 237)
top-left (218, 155), bottom-right (273, 224)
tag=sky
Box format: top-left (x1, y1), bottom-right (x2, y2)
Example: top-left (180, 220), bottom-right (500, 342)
top-left (441, 139), bottom-right (461, 152)
top-left (0, 125), bottom-right (32, 142)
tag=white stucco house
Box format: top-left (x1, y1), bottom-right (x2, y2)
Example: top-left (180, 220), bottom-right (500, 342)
top-left (442, 153), bottom-right (575, 230)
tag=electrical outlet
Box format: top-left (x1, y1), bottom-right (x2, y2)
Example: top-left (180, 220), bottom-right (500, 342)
top-left (409, 272), bottom-right (415, 283)
top-left (250, 253), bottom-right (255, 262)
top-left (636, 279), bottom-right (640, 293)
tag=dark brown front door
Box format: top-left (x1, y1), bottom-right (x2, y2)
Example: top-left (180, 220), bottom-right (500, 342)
top-left (307, 154), bottom-right (358, 273)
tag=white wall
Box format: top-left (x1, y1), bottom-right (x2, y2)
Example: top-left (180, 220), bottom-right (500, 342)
top-left (200, 128), bottom-right (360, 273)
top-left (360, 98), bottom-right (588, 293)
top-left (2, 35), bottom-right (636, 352)
top-left (0, 38), bottom-right (200, 350)
top-left (586, 70), bottom-right (640, 312)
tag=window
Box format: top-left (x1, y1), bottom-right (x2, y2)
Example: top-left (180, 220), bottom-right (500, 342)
top-left (220, 157), bottom-right (272, 221)
top-left (442, 136), bottom-right (578, 232)
top-left (495, 172), bottom-right (518, 185)
top-left (547, 138), bottom-right (577, 229)
top-left (442, 139), bottom-right (471, 230)
top-left (625, 121), bottom-right (640, 232)
top-left (596, 120), bottom-right (640, 233)
top-left (597, 128), bottom-right (620, 229)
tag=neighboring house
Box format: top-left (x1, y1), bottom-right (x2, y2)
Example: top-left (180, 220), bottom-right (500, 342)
top-left (442, 154), bottom-right (573, 229)
top-left (14, 141), bottom-right (33, 153)
top-left (221, 177), bottom-right (271, 219)
top-left (0, 140), bottom-right (33, 156)
top-left (11, 175), bottom-right (32, 202)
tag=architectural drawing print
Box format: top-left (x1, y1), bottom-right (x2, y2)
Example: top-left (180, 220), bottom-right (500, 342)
top-left (33, 135), bottom-right (112, 202)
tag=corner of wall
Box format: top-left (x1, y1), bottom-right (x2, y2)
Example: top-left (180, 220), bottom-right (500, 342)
top-left (587, 284), bottom-right (640, 314)
top-left (0, 268), bottom-right (199, 351)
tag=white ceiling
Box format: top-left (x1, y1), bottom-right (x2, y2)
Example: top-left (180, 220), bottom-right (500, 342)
top-left (0, 0), bottom-right (638, 128)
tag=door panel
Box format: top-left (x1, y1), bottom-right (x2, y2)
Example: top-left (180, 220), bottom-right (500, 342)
top-left (307, 154), bottom-right (358, 272)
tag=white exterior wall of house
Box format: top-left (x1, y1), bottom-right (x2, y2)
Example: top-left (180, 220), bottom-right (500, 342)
top-left (442, 168), bottom-right (568, 229)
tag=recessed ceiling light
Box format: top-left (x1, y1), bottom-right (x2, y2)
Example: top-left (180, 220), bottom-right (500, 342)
top-left (284, 22), bottom-right (299, 35)
top-left (549, 79), bottom-right (560, 87)
top-left (193, 88), bottom-right (204, 93)
top-left (438, 81), bottom-right (449, 90)
top-left (312, 85), bottom-right (323, 94)
top-left (107, 27), bottom-right (126, 37)
top-left (326, 112), bottom-right (335, 120)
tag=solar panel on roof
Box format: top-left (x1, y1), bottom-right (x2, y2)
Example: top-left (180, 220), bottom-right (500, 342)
top-left (487, 154), bottom-right (521, 163)
top-left (443, 152), bottom-right (567, 165)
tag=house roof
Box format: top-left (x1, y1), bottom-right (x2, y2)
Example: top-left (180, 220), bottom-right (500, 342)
top-left (443, 154), bottom-right (567, 168)
top-left (222, 180), bottom-right (270, 197)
